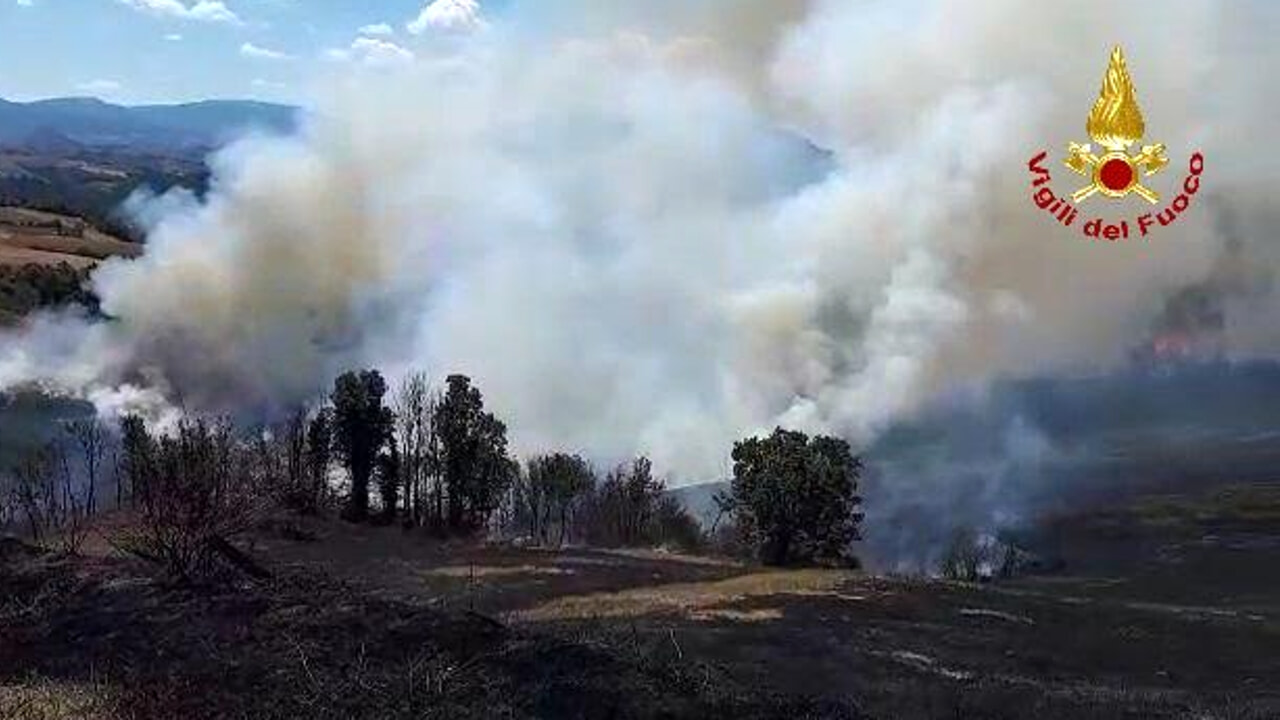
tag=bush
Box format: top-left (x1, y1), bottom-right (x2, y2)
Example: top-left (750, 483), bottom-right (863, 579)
top-left (939, 528), bottom-right (1030, 581)
top-left (113, 417), bottom-right (271, 581)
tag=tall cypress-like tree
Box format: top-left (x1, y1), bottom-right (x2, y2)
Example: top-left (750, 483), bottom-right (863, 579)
top-left (330, 370), bottom-right (393, 522)
top-left (436, 374), bottom-right (515, 533)
top-left (303, 407), bottom-right (333, 514)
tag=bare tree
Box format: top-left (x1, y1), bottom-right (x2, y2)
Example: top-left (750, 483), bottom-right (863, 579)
top-left (395, 372), bottom-right (431, 528)
top-left (11, 446), bottom-right (54, 545)
top-left (65, 418), bottom-right (106, 515)
top-left (6, 442), bottom-right (89, 554)
top-left (54, 441), bottom-right (89, 555)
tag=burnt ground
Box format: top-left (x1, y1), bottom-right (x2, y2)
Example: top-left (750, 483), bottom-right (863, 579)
top-left (3, 483), bottom-right (1280, 719)
top-left (0, 547), bottom-right (851, 720)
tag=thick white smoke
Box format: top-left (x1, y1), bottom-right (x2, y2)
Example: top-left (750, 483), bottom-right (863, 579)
top-left (1, 0), bottom-right (1278, 493)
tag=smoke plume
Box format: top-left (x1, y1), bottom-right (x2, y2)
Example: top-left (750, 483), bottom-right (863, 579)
top-left (2, 0), bottom-right (1278, 562)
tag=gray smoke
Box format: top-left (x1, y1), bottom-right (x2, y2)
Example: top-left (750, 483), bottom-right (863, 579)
top-left (2, 0), bottom-right (1278, 563)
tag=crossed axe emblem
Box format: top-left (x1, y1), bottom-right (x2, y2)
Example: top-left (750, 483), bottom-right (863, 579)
top-left (1064, 141), bottom-right (1169, 204)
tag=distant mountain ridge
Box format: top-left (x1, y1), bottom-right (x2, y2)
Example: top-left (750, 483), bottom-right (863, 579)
top-left (0, 96), bottom-right (298, 152)
top-left (668, 481), bottom-right (728, 527)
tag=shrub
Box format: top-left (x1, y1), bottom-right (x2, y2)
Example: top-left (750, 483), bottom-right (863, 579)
top-left (113, 418), bottom-right (271, 581)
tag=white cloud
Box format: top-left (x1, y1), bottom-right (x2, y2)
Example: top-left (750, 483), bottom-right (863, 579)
top-left (326, 37), bottom-right (415, 68)
top-left (358, 22), bottom-right (393, 37)
top-left (187, 0), bottom-right (237, 22)
top-left (117, 0), bottom-right (241, 25)
top-left (16, 0), bottom-right (34, 8)
top-left (165, 33), bottom-right (183, 41)
top-left (406, 0), bottom-right (483, 35)
top-left (76, 79), bottom-right (122, 94)
top-left (240, 42), bottom-right (291, 61)
top-left (251, 78), bottom-right (286, 90)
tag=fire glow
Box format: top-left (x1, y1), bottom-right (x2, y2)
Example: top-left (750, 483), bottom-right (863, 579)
top-left (1027, 150), bottom-right (1205, 241)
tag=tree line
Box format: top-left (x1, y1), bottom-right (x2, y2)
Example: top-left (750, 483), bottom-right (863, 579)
top-left (1, 369), bottom-right (866, 577)
top-left (0, 262), bottom-right (101, 325)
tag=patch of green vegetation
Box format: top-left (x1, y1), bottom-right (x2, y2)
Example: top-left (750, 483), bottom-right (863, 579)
top-left (1129, 484), bottom-right (1280, 528)
top-left (0, 263), bottom-right (99, 324)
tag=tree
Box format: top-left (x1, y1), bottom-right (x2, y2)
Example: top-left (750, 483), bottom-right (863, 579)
top-left (302, 407), bottom-right (333, 514)
top-left (523, 453), bottom-right (594, 546)
top-left (551, 456), bottom-right (705, 552)
top-left (376, 437), bottom-right (402, 525)
top-left (394, 372), bottom-right (438, 528)
top-left (719, 427), bottom-right (863, 566)
top-left (120, 414), bottom-right (154, 507)
top-left (112, 418), bottom-right (270, 581)
top-left (10, 444), bottom-right (55, 544)
top-left (281, 409), bottom-right (308, 509)
top-left (64, 418), bottom-right (105, 515)
top-left (651, 493), bottom-right (705, 553)
top-left (435, 375), bottom-right (514, 534)
top-left (582, 458), bottom-right (662, 547)
top-left (330, 370), bottom-right (394, 522)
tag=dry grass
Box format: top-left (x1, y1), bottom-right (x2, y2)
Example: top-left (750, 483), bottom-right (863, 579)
top-left (421, 564), bottom-right (575, 579)
top-left (688, 607), bottom-right (784, 623)
top-left (0, 677), bottom-right (118, 720)
top-left (515, 568), bottom-right (859, 622)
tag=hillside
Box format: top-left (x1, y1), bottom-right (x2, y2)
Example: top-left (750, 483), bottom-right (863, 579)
top-left (0, 96), bottom-right (297, 235)
top-left (0, 97), bottom-right (297, 152)
top-left (0, 206), bottom-right (138, 325)
top-left (0, 206), bottom-right (139, 268)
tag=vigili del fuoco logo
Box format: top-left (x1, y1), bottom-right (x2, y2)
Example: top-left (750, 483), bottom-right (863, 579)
top-left (1027, 46), bottom-right (1204, 241)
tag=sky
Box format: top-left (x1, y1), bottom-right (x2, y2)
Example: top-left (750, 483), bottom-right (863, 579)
top-left (0, 0), bottom-right (496, 104)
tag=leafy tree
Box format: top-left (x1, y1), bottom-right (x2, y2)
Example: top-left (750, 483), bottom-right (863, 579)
top-left (436, 375), bottom-right (514, 534)
top-left (556, 456), bottom-right (705, 552)
top-left (330, 370), bottom-right (393, 522)
top-left (376, 438), bottom-right (402, 525)
top-left (280, 410), bottom-right (308, 510)
top-left (523, 453), bottom-right (594, 546)
top-left (0, 262), bottom-right (100, 325)
top-left (651, 493), bottom-right (705, 553)
top-left (719, 427), bottom-right (863, 566)
top-left (583, 458), bottom-right (662, 547)
top-left (120, 414), bottom-right (154, 507)
top-left (301, 407), bottom-right (332, 514)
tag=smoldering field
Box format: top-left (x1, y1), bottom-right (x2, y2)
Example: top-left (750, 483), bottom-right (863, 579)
top-left (3, 0), bottom-right (1280, 567)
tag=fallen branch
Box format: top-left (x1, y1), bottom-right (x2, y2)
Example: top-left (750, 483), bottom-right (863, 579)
top-left (207, 535), bottom-right (273, 580)
top-left (464, 608), bottom-right (506, 631)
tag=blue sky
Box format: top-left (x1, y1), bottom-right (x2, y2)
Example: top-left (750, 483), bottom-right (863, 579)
top-left (0, 0), bottom-right (496, 104)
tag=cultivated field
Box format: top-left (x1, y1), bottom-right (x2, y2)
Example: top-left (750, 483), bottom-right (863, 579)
top-left (0, 207), bottom-right (139, 269)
